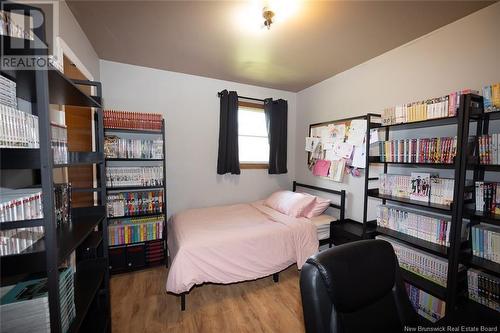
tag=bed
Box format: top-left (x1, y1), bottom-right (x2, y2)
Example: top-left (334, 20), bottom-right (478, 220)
top-left (166, 181), bottom-right (345, 310)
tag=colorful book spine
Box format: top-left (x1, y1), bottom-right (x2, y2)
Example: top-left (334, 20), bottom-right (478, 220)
top-left (471, 223), bottom-right (500, 264)
top-left (108, 216), bottom-right (164, 246)
top-left (378, 137), bottom-right (457, 164)
top-left (103, 110), bottom-right (162, 131)
top-left (377, 205), bottom-right (454, 246)
top-left (0, 105), bottom-right (39, 148)
top-left (377, 235), bottom-right (448, 287)
top-left (478, 134), bottom-right (499, 165)
top-left (381, 89), bottom-right (479, 126)
top-left (483, 82), bottom-right (500, 113)
top-left (104, 135), bottom-right (163, 159)
top-left (475, 182), bottom-right (500, 214)
top-left (106, 190), bottom-right (164, 217)
top-left (467, 268), bottom-right (500, 312)
top-left (405, 283), bottom-right (446, 322)
top-left (105, 166), bottom-right (164, 188)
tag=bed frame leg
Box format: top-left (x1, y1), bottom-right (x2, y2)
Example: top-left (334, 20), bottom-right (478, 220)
top-left (180, 293), bottom-right (186, 311)
top-left (273, 273), bottom-right (279, 283)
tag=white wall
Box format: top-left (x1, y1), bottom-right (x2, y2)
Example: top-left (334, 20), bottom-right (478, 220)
top-left (100, 60), bottom-right (296, 216)
top-left (295, 2), bottom-right (500, 222)
top-left (59, 1), bottom-right (100, 79)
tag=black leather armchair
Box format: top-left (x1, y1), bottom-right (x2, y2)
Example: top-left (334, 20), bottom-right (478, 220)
top-left (300, 239), bottom-right (419, 333)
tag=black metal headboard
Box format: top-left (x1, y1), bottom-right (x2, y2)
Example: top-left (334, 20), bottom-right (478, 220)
top-left (292, 181), bottom-right (346, 221)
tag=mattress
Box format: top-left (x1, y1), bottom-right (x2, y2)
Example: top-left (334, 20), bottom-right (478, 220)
top-left (310, 214), bottom-right (336, 240)
top-left (166, 201), bottom-right (319, 294)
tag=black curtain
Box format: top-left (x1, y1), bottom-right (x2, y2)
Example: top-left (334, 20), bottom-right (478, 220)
top-left (264, 98), bottom-right (288, 174)
top-left (217, 90), bottom-right (240, 175)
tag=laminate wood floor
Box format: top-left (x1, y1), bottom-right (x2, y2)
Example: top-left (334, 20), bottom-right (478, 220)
top-left (110, 265), bottom-right (305, 333)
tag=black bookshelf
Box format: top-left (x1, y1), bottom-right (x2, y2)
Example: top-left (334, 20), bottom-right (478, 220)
top-left (0, 4), bottom-right (111, 332)
top-left (466, 102), bottom-right (500, 282)
top-left (103, 119), bottom-right (168, 274)
top-left (362, 95), bottom-right (483, 318)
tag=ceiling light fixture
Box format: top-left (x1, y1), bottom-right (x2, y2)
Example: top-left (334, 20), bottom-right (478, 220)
top-left (262, 6), bottom-right (275, 30)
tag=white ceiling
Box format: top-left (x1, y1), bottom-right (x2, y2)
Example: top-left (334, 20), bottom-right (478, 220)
top-left (67, 1), bottom-right (494, 92)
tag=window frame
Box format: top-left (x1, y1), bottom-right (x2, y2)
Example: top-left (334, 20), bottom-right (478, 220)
top-left (238, 101), bottom-right (269, 169)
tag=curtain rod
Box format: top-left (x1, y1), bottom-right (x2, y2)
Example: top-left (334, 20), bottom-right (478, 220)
top-left (217, 92), bottom-right (265, 103)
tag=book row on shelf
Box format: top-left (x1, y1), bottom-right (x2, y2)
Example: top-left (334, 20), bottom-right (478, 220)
top-left (378, 173), bottom-right (469, 206)
top-left (377, 236), bottom-right (448, 287)
top-left (0, 11), bottom-right (35, 41)
top-left (405, 282), bottom-right (446, 323)
top-left (0, 226), bottom-right (43, 256)
top-left (378, 137), bottom-right (457, 164)
top-left (381, 82), bottom-right (500, 126)
top-left (0, 266), bottom-right (76, 333)
top-left (380, 89), bottom-right (475, 126)
top-left (0, 184), bottom-right (71, 225)
top-left (105, 166), bottom-right (164, 188)
top-left (107, 190), bottom-right (164, 218)
top-left (471, 223), bottom-right (500, 264)
top-left (104, 135), bottom-right (163, 160)
top-left (478, 134), bottom-right (500, 165)
top-left (475, 182), bottom-right (500, 214)
top-left (51, 123), bottom-right (68, 165)
top-left (0, 187), bottom-right (42, 222)
top-left (0, 74), bottom-right (18, 109)
top-left (108, 216), bottom-right (164, 246)
top-left (104, 110), bottom-right (162, 131)
top-left (483, 83), bottom-right (500, 113)
top-left (376, 205), bottom-right (461, 247)
top-left (467, 268), bottom-right (500, 313)
top-left (0, 105), bottom-right (39, 148)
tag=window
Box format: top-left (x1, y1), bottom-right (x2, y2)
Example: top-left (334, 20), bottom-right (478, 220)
top-left (238, 102), bottom-right (269, 168)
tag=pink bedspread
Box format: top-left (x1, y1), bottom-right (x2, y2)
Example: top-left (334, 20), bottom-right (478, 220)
top-left (166, 201), bottom-right (318, 294)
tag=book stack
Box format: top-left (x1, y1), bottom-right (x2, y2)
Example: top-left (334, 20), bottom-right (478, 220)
top-left (0, 106), bottom-right (39, 149)
top-left (377, 205), bottom-right (452, 246)
top-left (377, 236), bottom-right (448, 287)
top-left (482, 83), bottom-right (500, 113)
top-left (104, 135), bottom-right (163, 159)
top-left (0, 226), bottom-right (44, 256)
top-left (0, 75), bottom-right (17, 108)
top-left (379, 174), bottom-right (412, 198)
top-left (0, 188), bottom-right (43, 223)
top-left (54, 183), bottom-right (72, 227)
top-left (0, 267), bottom-right (75, 333)
top-left (381, 90), bottom-right (479, 126)
top-left (107, 190), bottom-right (164, 217)
top-left (105, 166), bottom-right (164, 188)
top-left (51, 124), bottom-right (68, 164)
top-left (478, 134), bottom-right (499, 165)
top-left (471, 224), bottom-right (500, 264)
top-left (467, 268), bottom-right (500, 312)
top-left (405, 283), bottom-right (446, 322)
top-left (378, 137), bottom-right (457, 164)
top-left (108, 216), bottom-right (164, 246)
top-left (475, 182), bottom-right (500, 214)
top-left (430, 178), bottom-right (456, 207)
top-left (103, 110), bottom-right (162, 131)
